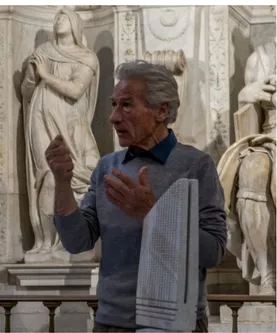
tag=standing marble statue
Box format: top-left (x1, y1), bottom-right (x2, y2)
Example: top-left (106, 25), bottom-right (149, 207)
top-left (217, 38), bottom-right (276, 295)
top-left (21, 7), bottom-right (100, 261)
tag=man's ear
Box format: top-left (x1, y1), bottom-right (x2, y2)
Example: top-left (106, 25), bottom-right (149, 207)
top-left (156, 102), bottom-right (169, 123)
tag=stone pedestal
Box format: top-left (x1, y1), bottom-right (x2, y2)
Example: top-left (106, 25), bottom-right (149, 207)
top-left (6, 263), bottom-right (98, 288)
top-left (0, 263), bottom-right (100, 332)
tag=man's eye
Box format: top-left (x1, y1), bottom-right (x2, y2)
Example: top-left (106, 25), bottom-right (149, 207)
top-left (111, 102), bottom-right (116, 107)
top-left (123, 103), bottom-right (131, 108)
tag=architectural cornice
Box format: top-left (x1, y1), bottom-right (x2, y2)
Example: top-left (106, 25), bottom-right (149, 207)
top-left (230, 5), bottom-right (276, 25)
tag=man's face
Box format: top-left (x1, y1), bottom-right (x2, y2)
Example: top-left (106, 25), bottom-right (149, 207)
top-left (109, 79), bottom-right (159, 148)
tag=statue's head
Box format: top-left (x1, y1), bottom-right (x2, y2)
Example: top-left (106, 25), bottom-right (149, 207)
top-left (53, 7), bottom-right (86, 48)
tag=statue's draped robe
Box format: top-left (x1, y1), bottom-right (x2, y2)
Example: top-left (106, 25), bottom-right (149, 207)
top-left (217, 40), bottom-right (276, 285)
top-left (22, 40), bottom-right (100, 249)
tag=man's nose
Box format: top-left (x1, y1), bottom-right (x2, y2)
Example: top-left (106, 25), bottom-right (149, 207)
top-left (109, 108), bottom-right (122, 124)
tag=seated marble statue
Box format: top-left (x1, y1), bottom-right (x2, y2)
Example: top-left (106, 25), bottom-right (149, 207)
top-left (21, 7), bottom-right (100, 259)
top-left (218, 38), bottom-right (276, 295)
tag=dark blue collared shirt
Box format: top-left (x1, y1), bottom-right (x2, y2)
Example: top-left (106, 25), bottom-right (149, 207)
top-left (122, 129), bottom-right (177, 164)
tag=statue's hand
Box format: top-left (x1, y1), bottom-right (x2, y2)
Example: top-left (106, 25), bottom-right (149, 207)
top-left (32, 53), bottom-right (50, 80)
top-left (238, 80), bottom-right (275, 105)
top-left (264, 74), bottom-right (276, 88)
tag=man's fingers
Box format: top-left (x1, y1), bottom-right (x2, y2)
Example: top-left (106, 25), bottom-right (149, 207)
top-left (47, 155), bottom-right (72, 165)
top-left (104, 175), bottom-right (129, 196)
top-left (112, 169), bottom-right (137, 188)
top-left (138, 166), bottom-right (150, 187)
top-left (47, 135), bottom-right (64, 150)
top-left (51, 161), bottom-right (74, 173)
top-left (45, 146), bottom-right (70, 158)
top-left (105, 188), bottom-right (125, 207)
top-left (55, 134), bottom-right (64, 141)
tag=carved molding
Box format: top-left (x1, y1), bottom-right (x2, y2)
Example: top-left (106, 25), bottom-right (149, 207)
top-left (228, 6), bottom-right (250, 29)
top-left (113, 6), bottom-right (141, 151)
top-left (230, 5), bottom-right (276, 24)
top-left (0, 5), bottom-right (113, 28)
top-left (0, 21), bottom-right (5, 179)
top-left (116, 9), bottom-right (139, 63)
top-left (0, 196), bottom-right (7, 259)
top-left (208, 6), bottom-right (230, 162)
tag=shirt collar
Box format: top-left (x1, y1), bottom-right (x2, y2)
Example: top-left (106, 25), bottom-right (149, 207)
top-left (122, 129), bottom-right (177, 165)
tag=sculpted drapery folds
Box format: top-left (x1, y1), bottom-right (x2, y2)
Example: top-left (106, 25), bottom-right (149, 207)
top-left (218, 39), bottom-right (276, 294)
top-left (21, 7), bottom-right (100, 260)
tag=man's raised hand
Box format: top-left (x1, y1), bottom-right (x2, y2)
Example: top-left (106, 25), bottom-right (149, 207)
top-left (104, 166), bottom-right (156, 221)
top-left (45, 135), bottom-right (74, 184)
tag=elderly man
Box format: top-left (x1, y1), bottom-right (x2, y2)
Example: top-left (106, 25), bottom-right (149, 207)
top-left (46, 60), bottom-right (227, 332)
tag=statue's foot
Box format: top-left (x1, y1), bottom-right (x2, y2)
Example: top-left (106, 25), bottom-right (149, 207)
top-left (39, 244), bottom-right (53, 253)
top-left (51, 242), bottom-right (64, 252)
top-left (259, 284), bottom-right (276, 295)
top-left (25, 243), bottom-right (43, 254)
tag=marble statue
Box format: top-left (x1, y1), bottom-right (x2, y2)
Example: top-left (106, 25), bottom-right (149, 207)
top-left (217, 38), bottom-right (276, 295)
top-left (21, 7), bottom-right (100, 262)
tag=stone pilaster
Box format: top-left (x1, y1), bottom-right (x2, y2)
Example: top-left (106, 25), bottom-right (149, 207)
top-left (0, 8), bottom-right (24, 264)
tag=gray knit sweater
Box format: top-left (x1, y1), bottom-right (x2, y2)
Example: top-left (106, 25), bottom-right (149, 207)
top-left (54, 142), bottom-right (227, 329)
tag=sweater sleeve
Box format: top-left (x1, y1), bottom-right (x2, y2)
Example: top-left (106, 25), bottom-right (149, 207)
top-left (54, 167), bottom-right (100, 254)
top-left (197, 155), bottom-right (227, 268)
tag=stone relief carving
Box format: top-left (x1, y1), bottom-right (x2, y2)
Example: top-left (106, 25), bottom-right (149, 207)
top-left (143, 49), bottom-right (186, 140)
top-left (218, 38), bottom-right (276, 295)
top-left (21, 7), bottom-right (100, 262)
top-left (208, 6), bottom-right (230, 162)
top-left (146, 7), bottom-right (190, 42)
top-left (0, 22), bottom-right (7, 262)
top-left (121, 10), bottom-right (137, 61)
top-left (113, 7), bottom-right (140, 152)
top-left (0, 22), bottom-right (5, 178)
top-left (0, 197), bottom-right (7, 259)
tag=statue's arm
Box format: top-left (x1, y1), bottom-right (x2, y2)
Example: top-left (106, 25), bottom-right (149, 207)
top-left (238, 50), bottom-right (275, 107)
top-left (21, 60), bottom-right (39, 103)
top-left (244, 51), bottom-right (259, 86)
top-left (44, 64), bottom-right (95, 101)
top-left (238, 52), bottom-right (260, 108)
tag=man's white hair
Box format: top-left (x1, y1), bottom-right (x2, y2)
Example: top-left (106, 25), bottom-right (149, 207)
top-left (115, 60), bottom-right (180, 125)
